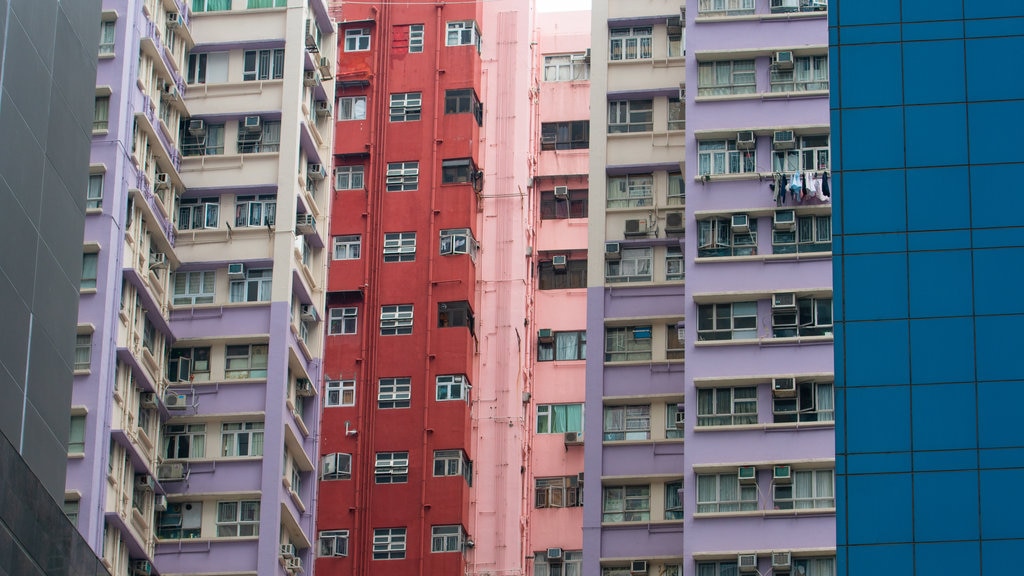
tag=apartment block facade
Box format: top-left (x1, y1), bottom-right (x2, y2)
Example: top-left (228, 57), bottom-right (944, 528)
top-left (832, 2), bottom-right (1024, 574)
top-left (68, 1), bottom-right (334, 574)
top-left (584, 1), bottom-right (687, 575)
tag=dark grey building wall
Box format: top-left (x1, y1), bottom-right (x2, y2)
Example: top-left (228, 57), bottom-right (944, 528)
top-left (0, 0), bottom-right (101, 501)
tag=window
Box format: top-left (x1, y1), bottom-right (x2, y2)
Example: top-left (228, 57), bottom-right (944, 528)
top-left (774, 381), bottom-right (834, 423)
top-left (544, 54), bottom-right (589, 81)
top-left (697, 0), bottom-right (755, 17)
top-left (383, 232), bottom-right (416, 262)
top-left (389, 92), bottom-right (422, 122)
top-left (537, 331), bottom-right (586, 361)
top-left (325, 380), bottom-right (356, 407)
top-left (433, 450), bottom-right (472, 484)
top-left (229, 269), bottom-right (271, 302)
top-left (667, 97), bottom-right (685, 131)
top-left (696, 562), bottom-right (740, 576)
top-left (787, 558), bottom-right (837, 576)
top-left (221, 422), bottom-right (264, 456)
top-left (386, 161), bottom-right (419, 191)
top-left (93, 96), bottom-right (109, 132)
top-left (436, 375), bottom-right (469, 401)
top-left (345, 28), bottom-right (371, 52)
top-left (603, 405), bottom-right (650, 441)
top-left (194, 0), bottom-right (232, 11)
top-left (177, 197), bottom-right (220, 230)
top-left (666, 404), bottom-right (684, 439)
top-left (335, 166), bottom-right (365, 190)
top-left (535, 477), bottom-right (581, 508)
top-left (380, 304), bottom-right (413, 335)
top-left (697, 217), bottom-right (757, 257)
top-left (541, 189), bottom-right (588, 219)
top-left (431, 525), bottom-right (464, 553)
top-left (536, 550), bottom-right (583, 576)
top-left (172, 271), bottom-right (215, 306)
top-left (216, 501), bottom-right (260, 537)
top-left (538, 259), bottom-right (587, 290)
top-left (438, 301), bottom-right (473, 329)
top-left (372, 528), bottom-right (407, 560)
top-left (224, 344), bottom-right (268, 379)
top-left (74, 334), bottom-right (91, 371)
top-left (666, 248), bottom-right (685, 281)
top-left (440, 228), bottom-right (478, 258)
top-left (378, 378), bottom-right (411, 409)
top-left (697, 60), bottom-right (756, 96)
top-left (609, 27), bottom-right (652, 61)
top-left (697, 140), bottom-right (757, 175)
top-left (168, 347), bottom-right (211, 381)
top-left (329, 307), bottom-right (358, 335)
top-left (774, 469), bottom-right (835, 509)
top-left (319, 530), bottom-right (349, 557)
top-left (608, 100), bottom-right (653, 133)
top-left (187, 52), bottom-right (230, 84)
top-left (409, 24), bottom-right (424, 53)
top-left (99, 21), bottom-right (115, 55)
top-left (606, 248), bottom-right (652, 283)
top-left (233, 194), bottom-right (276, 226)
top-left (607, 174), bottom-right (653, 208)
top-left (163, 424), bottom-right (206, 459)
top-left (69, 415), bottom-right (85, 454)
top-left (157, 501), bottom-right (204, 539)
top-left (604, 326), bottom-right (653, 362)
top-left (181, 122), bottom-right (225, 156)
top-left (697, 386), bottom-right (757, 426)
top-left (374, 452), bottom-right (409, 483)
top-left (665, 481), bottom-right (684, 519)
top-left (536, 404), bottom-right (584, 434)
top-left (667, 173), bottom-right (686, 206)
top-left (445, 89), bottom-right (483, 125)
top-left (242, 49), bottom-right (285, 81)
top-left (668, 22), bottom-right (685, 57)
top-left (772, 135), bottom-right (831, 173)
top-left (333, 235), bottom-right (361, 260)
top-left (63, 499), bottom-right (80, 526)
top-left (248, 0), bottom-right (286, 6)
top-left (236, 122), bottom-right (281, 154)
top-left (602, 485), bottom-right (650, 522)
top-left (541, 121), bottom-right (590, 150)
top-left (81, 253), bottom-right (98, 290)
top-left (696, 473), bottom-right (757, 512)
top-left (697, 302), bottom-right (757, 341)
top-left (771, 55), bottom-right (829, 92)
top-left (337, 96), bottom-right (367, 121)
top-left (441, 158), bottom-right (477, 184)
top-left (772, 297), bottom-right (833, 337)
top-left (446, 20), bottom-right (480, 49)
top-left (86, 174), bottom-right (103, 210)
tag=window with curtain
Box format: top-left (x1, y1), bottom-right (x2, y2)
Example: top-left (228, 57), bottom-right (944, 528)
top-left (697, 140), bottom-right (757, 175)
top-left (774, 469), bottom-right (835, 509)
top-left (93, 96), bottom-right (109, 131)
top-left (696, 561), bottom-right (740, 576)
top-left (194, 0), bottom-right (232, 12)
top-left (604, 326), bottom-right (653, 362)
top-left (81, 253), bottom-right (98, 290)
top-left (792, 558), bottom-right (836, 576)
top-left (536, 404), bottom-right (583, 433)
top-left (602, 485), bottom-right (650, 521)
top-left (665, 481), bottom-right (684, 519)
top-left (605, 247), bottom-right (652, 283)
top-left (771, 55), bottom-right (829, 92)
top-left (697, 60), bottom-right (756, 96)
top-left (247, 0), bottom-right (285, 7)
top-left (697, 386), bottom-right (757, 426)
top-left (666, 404), bottom-right (684, 439)
top-left (603, 405), bottom-right (650, 441)
top-left (696, 473), bottom-right (757, 513)
top-left (696, 302), bottom-right (758, 340)
top-left (773, 381), bottom-right (834, 423)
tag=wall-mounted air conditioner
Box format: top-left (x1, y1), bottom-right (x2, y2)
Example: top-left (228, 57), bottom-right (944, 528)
top-left (228, 262), bottom-right (246, 280)
top-left (738, 466), bottom-right (757, 484)
top-left (243, 116), bottom-right (262, 132)
top-left (296, 213), bottom-right (317, 235)
top-left (308, 163), bottom-right (327, 180)
top-left (552, 255), bottom-right (567, 270)
top-left (187, 119), bottom-right (205, 136)
top-left (155, 173), bottom-right (170, 189)
top-left (738, 554), bottom-right (758, 573)
top-left (772, 377), bottom-right (797, 397)
top-left (563, 431), bottom-right (583, 446)
top-left (605, 242), bottom-right (621, 260)
top-left (158, 463), bottom-right (185, 481)
top-left (553, 186), bottom-right (569, 199)
top-left (140, 392), bottom-right (158, 409)
top-left (736, 131), bottom-right (756, 149)
top-left (624, 219), bottom-right (649, 237)
top-left (774, 209), bottom-right (796, 230)
top-left (773, 293), bottom-right (796, 309)
top-left (630, 560), bottom-right (649, 575)
top-left (772, 551), bottom-right (793, 570)
top-left (164, 392), bottom-right (189, 410)
top-left (775, 50), bottom-right (795, 68)
top-left (773, 130), bottom-right (796, 150)
top-left (730, 214), bottom-right (749, 233)
top-left (773, 465), bottom-right (792, 484)
top-left (665, 211), bottom-right (684, 233)
top-left (300, 304), bottom-right (319, 323)
top-left (547, 548), bottom-right (564, 561)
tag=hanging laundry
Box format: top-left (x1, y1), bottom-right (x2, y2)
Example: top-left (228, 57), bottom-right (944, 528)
top-left (801, 172), bottom-right (808, 202)
top-left (822, 171), bottom-right (831, 198)
top-left (780, 173), bottom-right (789, 205)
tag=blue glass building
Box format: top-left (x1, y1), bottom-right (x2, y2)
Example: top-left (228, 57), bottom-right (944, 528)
top-left (832, 2), bottom-right (1024, 574)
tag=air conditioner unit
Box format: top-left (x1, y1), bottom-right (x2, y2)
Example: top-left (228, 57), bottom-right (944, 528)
top-left (281, 543), bottom-right (296, 558)
top-left (140, 392), bottom-right (158, 409)
top-left (154, 494), bottom-right (167, 512)
top-left (158, 463), bottom-right (185, 481)
top-left (154, 173), bottom-right (170, 189)
top-left (547, 548), bottom-right (564, 561)
top-left (665, 211), bottom-right (684, 233)
top-left (773, 293), bottom-right (797, 309)
top-left (227, 262), bottom-right (246, 280)
top-left (772, 377), bottom-right (797, 397)
top-left (296, 213), bottom-right (316, 235)
top-left (552, 255), bottom-right (567, 270)
top-left (318, 56), bottom-right (334, 79)
top-left (162, 84), bottom-right (179, 101)
top-left (164, 392), bottom-right (189, 410)
top-left (316, 100), bottom-right (333, 118)
top-left (300, 304), bottom-right (318, 323)
top-left (537, 328), bottom-right (554, 343)
top-left (666, 17), bottom-right (682, 35)
top-left (577, 471), bottom-right (585, 483)
top-left (540, 134), bottom-right (557, 147)
top-left (738, 554), bottom-right (758, 573)
top-left (166, 12), bottom-right (182, 28)
top-left (624, 219), bottom-right (649, 237)
top-left (296, 378), bottom-right (315, 396)
top-left (730, 214), bottom-right (749, 233)
top-left (774, 50), bottom-right (796, 68)
top-left (553, 185), bottom-right (569, 199)
top-left (563, 431), bottom-right (583, 446)
top-left (774, 209), bottom-right (796, 230)
top-left (605, 242), bottom-right (621, 260)
top-left (305, 19), bottom-right (320, 51)
top-left (773, 465), bottom-right (793, 484)
top-left (308, 163), bottom-right (327, 180)
top-left (772, 551), bottom-right (793, 570)
top-left (286, 556), bottom-right (303, 573)
top-left (132, 560), bottom-right (153, 576)
top-left (773, 130), bottom-right (796, 150)
top-left (149, 252), bottom-right (167, 268)
top-left (187, 119), bottom-right (206, 136)
top-left (675, 410), bottom-right (686, 428)
top-left (304, 70), bottom-right (320, 87)
top-left (135, 474), bottom-right (155, 492)
top-left (736, 130), bottom-right (756, 149)
top-left (738, 466), bottom-right (757, 484)
top-left (243, 115), bottom-right (262, 132)
top-left (771, 0), bottom-right (801, 12)
top-left (630, 560), bottom-right (649, 575)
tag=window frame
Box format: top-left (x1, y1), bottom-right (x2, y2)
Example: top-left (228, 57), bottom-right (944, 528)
top-left (605, 247), bottom-right (653, 283)
top-left (337, 96), bottom-right (367, 121)
top-left (87, 173), bottom-right (104, 209)
top-left (224, 344), bottom-right (269, 379)
top-left (602, 405), bottom-right (651, 441)
top-left (445, 20), bottom-right (480, 49)
top-left (608, 99), bottom-right (653, 133)
top-left (773, 214), bottom-right (832, 255)
top-left (604, 326), bottom-right (653, 362)
top-left (81, 253), bottom-right (98, 290)
top-left (540, 189), bottom-right (588, 219)
top-left (697, 59), bottom-right (756, 96)
top-left (536, 403), bottom-right (584, 434)
top-left (697, 386), bottom-right (758, 426)
top-left (378, 377), bottom-right (412, 409)
top-left (372, 527), bottom-right (407, 560)
top-left (537, 330), bottom-right (587, 362)
top-left (602, 485), bottom-right (651, 522)
top-left (383, 232), bottom-right (416, 262)
top-left (172, 271), bottom-right (216, 306)
top-left (325, 380), bottom-right (356, 407)
top-left (540, 120), bottom-right (590, 150)
top-left (215, 500), bottom-right (260, 537)
top-left (163, 423), bottom-right (207, 459)
top-left (535, 476), bottom-right (582, 509)
top-left (609, 27), bottom-right (652, 61)
top-left (99, 20), bottom-right (116, 55)
top-left (445, 88), bottom-right (483, 126)
top-left (430, 525), bottom-right (464, 553)
top-left (335, 165), bottom-right (365, 190)
top-left (374, 452), bottom-right (410, 484)
top-left (386, 161), bottom-right (419, 191)
top-left (177, 197), bottom-right (221, 231)
top-left (408, 24), bottom-right (424, 53)
top-left (774, 469), bottom-right (835, 510)
top-left (538, 259), bottom-right (587, 290)
top-left (773, 381), bottom-right (834, 423)
top-left (436, 374), bottom-right (469, 401)
top-left (318, 529), bottom-right (350, 557)
top-left (697, 139), bottom-right (757, 176)
top-left (771, 55), bottom-right (829, 92)
top-left (606, 174), bottom-right (653, 208)
top-left (328, 307), bottom-right (358, 335)
top-left (543, 54), bottom-right (590, 81)
top-left (69, 415), bottom-right (86, 454)
top-left (389, 92), bottom-right (423, 122)
top-left (697, 217), bottom-right (758, 257)
top-left (220, 422), bottom-right (264, 457)
top-left (74, 334), bottom-right (92, 371)
top-left (441, 158), bottom-right (477, 184)
top-left (344, 28), bottom-right (371, 52)
top-left (332, 235), bottom-right (362, 260)
top-left (380, 304), bottom-right (414, 335)
top-left (229, 269), bottom-right (272, 303)
top-left (696, 473), bottom-right (758, 513)
top-left (242, 48), bottom-right (285, 81)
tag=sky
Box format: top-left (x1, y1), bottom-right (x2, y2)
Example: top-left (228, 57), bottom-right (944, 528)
top-left (537, 0), bottom-right (591, 13)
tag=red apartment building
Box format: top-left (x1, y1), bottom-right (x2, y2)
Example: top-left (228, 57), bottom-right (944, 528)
top-left (317, 0), bottom-right (485, 573)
